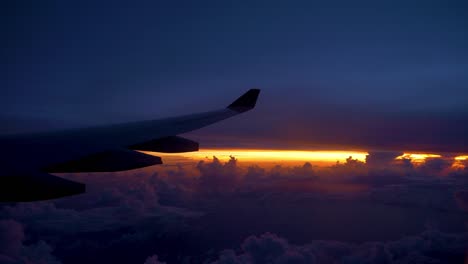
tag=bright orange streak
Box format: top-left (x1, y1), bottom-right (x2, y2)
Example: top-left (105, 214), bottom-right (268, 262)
top-left (151, 149), bottom-right (368, 163)
top-left (455, 155), bottom-right (468, 161)
top-left (142, 149), bottom-right (468, 170)
top-left (453, 155), bottom-right (468, 169)
top-left (396, 153), bottom-right (441, 163)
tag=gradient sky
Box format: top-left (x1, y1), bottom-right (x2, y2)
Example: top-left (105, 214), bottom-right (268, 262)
top-left (3, 0), bottom-right (468, 151)
top-left (2, 3), bottom-right (468, 262)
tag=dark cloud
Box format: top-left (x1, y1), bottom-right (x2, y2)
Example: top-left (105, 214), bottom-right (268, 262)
top-left (0, 220), bottom-right (23, 258)
top-left (0, 167), bottom-right (204, 263)
top-left (365, 151), bottom-right (404, 168)
top-left (20, 241), bottom-right (62, 264)
top-left (143, 255), bottom-right (166, 264)
top-left (2, 156), bottom-right (467, 263)
top-left (0, 220), bottom-right (61, 264)
top-left (240, 233), bottom-right (315, 264)
top-left (210, 229), bottom-right (468, 264)
top-left (419, 158), bottom-right (453, 176)
top-left (0, 169), bottom-right (202, 234)
top-left (369, 184), bottom-right (461, 213)
top-left (1, 202), bottom-right (177, 234)
top-left (197, 157), bottom-right (241, 194)
top-left (150, 155), bottom-right (468, 212)
top-left (454, 190), bottom-right (468, 212)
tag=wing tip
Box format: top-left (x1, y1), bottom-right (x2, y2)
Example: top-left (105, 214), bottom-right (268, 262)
top-left (227, 88), bottom-right (261, 113)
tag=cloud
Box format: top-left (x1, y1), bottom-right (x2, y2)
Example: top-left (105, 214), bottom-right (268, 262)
top-left (0, 167), bottom-right (204, 238)
top-left (0, 168), bottom-right (204, 263)
top-left (208, 233), bottom-right (318, 264)
top-left (2, 156), bottom-right (467, 263)
top-left (454, 190), bottom-right (468, 212)
top-left (419, 158), bottom-right (453, 176)
top-left (197, 156), bottom-right (241, 194)
top-left (365, 151), bottom-right (404, 168)
top-left (144, 255), bottom-right (166, 264)
top-left (369, 184), bottom-right (461, 212)
top-left (210, 229), bottom-right (468, 264)
top-left (20, 241), bottom-right (62, 264)
top-left (1, 199), bottom-right (200, 235)
top-left (150, 156), bottom-right (467, 214)
top-left (0, 220), bottom-right (23, 258)
top-left (0, 220), bottom-right (61, 264)
top-left (240, 233), bottom-right (316, 264)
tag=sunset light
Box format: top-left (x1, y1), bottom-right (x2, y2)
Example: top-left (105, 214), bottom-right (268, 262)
top-left (452, 155), bottom-right (468, 169)
top-left (149, 149), bottom-right (368, 164)
top-left (396, 153), bottom-right (442, 163)
top-left (144, 150), bottom-right (468, 168)
top-left (5, 2), bottom-right (467, 262)
top-left (455, 155), bottom-right (468, 161)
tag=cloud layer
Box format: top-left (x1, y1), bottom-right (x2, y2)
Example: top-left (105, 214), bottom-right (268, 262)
top-left (1, 153), bottom-right (467, 263)
top-left (210, 229), bottom-right (468, 264)
top-left (0, 219), bottom-right (61, 264)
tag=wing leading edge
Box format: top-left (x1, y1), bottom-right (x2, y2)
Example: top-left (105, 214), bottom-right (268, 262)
top-left (0, 89), bottom-right (261, 202)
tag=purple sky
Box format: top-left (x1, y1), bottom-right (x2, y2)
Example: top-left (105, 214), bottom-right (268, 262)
top-left (2, 2), bottom-right (468, 263)
top-left (3, 0), bottom-right (468, 152)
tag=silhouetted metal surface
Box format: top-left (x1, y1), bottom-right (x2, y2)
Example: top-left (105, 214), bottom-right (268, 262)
top-left (228, 89), bottom-right (260, 112)
top-left (0, 172), bottom-right (85, 202)
top-left (0, 89), bottom-right (261, 201)
top-left (45, 149), bottom-right (162, 173)
top-left (130, 136), bottom-right (199, 153)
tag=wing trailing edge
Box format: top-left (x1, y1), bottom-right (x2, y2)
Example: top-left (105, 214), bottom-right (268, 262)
top-left (129, 136), bottom-right (199, 153)
top-left (0, 172), bottom-right (85, 202)
top-left (45, 149), bottom-right (162, 173)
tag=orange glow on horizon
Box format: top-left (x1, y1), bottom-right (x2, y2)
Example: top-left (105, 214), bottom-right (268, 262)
top-left (148, 149), bottom-right (368, 164)
top-left (396, 153), bottom-right (442, 163)
top-left (453, 156), bottom-right (468, 170)
top-left (455, 155), bottom-right (468, 161)
top-left (143, 149), bottom-right (468, 168)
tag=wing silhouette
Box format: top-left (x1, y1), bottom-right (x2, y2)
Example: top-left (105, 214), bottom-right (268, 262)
top-left (0, 89), bottom-right (260, 202)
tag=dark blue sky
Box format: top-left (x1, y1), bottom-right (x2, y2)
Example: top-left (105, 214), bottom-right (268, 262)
top-left (3, 0), bottom-right (468, 150)
top-left (1, 3), bottom-right (468, 263)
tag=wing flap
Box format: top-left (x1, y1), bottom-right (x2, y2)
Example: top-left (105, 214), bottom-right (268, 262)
top-left (0, 89), bottom-right (261, 202)
top-left (0, 172), bottom-right (85, 202)
top-left (45, 149), bottom-right (162, 173)
top-left (129, 136), bottom-right (199, 153)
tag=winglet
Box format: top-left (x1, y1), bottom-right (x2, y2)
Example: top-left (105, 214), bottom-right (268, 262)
top-left (227, 89), bottom-right (261, 113)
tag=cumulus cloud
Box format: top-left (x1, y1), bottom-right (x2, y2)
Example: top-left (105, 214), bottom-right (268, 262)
top-left (148, 155), bottom-right (468, 216)
top-left (210, 229), bottom-right (468, 264)
top-left (20, 241), bottom-right (62, 264)
top-left (2, 202), bottom-right (136, 233)
top-left (197, 157), bottom-right (241, 194)
top-left (0, 220), bottom-right (61, 264)
top-left (0, 168), bottom-right (204, 263)
top-left (143, 255), bottom-right (167, 264)
top-left (419, 158), bottom-right (453, 176)
top-left (365, 151), bottom-right (404, 168)
top-left (2, 155), bottom-right (466, 263)
top-left (0, 168), bottom-right (204, 235)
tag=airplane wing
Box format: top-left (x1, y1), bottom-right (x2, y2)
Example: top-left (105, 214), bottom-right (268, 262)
top-left (0, 89), bottom-right (260, 202)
